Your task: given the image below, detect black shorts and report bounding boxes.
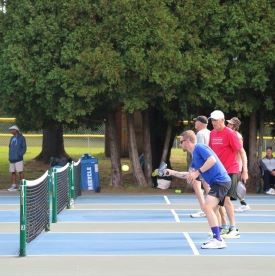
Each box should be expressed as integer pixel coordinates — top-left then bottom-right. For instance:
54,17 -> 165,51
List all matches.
208,181 -> 231,206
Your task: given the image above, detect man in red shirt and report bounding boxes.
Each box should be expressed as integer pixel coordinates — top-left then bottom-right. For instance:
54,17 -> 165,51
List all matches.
209,110 -> 248,238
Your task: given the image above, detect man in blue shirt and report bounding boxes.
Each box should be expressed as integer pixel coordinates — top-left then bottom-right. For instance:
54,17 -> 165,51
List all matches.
8,125 -> 27,191
166,130 -> 231,249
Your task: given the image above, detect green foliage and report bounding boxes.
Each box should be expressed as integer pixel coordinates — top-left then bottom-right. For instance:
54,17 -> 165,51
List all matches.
219,0 -> 275,115
0,0 -> 274,130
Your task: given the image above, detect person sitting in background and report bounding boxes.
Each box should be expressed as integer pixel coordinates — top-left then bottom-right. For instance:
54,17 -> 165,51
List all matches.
8,125 -> 27,191
259,147 -> 275,195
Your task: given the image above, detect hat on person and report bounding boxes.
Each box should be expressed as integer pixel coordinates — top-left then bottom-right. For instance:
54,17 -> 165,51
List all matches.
193,115 -> 208,124
226,117 -> 241,129
9,125 -> 19,131
209,110 -> 225,120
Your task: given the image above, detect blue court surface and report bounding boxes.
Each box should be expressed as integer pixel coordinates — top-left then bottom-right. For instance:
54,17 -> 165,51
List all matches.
1,208 -> 275,223
0,194 -> 275,257
1,194 -> 275,205
1,232 -> 275,256
73,194 -> 275,205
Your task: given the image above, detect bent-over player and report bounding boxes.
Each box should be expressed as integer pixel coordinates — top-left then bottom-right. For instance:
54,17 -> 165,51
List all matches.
166,130 -> 231,249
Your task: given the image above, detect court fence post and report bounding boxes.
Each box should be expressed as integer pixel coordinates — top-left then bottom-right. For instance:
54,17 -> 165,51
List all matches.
19,180 -> 27,256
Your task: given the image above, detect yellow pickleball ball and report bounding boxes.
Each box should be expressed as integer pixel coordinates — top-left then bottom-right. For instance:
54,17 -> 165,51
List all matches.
122,164 -> 129,172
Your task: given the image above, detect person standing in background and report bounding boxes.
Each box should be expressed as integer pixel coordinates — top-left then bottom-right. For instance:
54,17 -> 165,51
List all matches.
190,116 -> 210,218
194,116 -> 210,145
8,125 -> 27,191
226,117 -> 251,212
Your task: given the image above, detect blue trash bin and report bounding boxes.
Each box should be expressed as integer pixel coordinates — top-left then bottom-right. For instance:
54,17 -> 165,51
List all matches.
80,154 -> 100,192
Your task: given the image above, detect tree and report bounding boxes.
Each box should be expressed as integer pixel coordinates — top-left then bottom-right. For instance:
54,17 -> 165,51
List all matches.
0,1 -> 108,161
0,1 -> 71,161
59,0 -> 185,187
218,0 -> 275,187
1,0 -> 274,188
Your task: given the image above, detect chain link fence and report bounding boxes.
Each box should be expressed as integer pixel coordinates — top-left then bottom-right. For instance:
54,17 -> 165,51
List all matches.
0,120 -> 105,150
1,119 -> 274,152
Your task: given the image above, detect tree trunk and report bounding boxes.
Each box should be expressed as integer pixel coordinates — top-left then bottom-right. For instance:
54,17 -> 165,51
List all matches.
161,125 -> 172,162
142,110 -> 153,187
258,111 -> 264,159
149,109 -> 169,168
106,112 -> 122,187
127,113 -> 147,187
35,123 -> 69,163
256,111 -> 265,192
248,112 -> 260,190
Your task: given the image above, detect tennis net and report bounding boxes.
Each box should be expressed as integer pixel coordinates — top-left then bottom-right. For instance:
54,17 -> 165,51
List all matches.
52,163 -> 70,223
19,160 -> 82,256
20,170 -> 50,256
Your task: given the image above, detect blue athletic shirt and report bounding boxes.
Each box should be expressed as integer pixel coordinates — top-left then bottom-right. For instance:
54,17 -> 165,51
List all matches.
191,144 -> 231,186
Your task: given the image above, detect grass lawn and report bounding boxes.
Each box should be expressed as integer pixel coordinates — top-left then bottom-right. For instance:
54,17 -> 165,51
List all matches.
0,146 -> 188,192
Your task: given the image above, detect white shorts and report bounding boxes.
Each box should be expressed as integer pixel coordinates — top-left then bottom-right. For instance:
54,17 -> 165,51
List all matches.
9,161 -> 24,173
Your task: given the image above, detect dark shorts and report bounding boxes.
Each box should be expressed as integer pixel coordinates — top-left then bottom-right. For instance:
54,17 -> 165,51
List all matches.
208,181 -> 231,206
227,174 -> 239,200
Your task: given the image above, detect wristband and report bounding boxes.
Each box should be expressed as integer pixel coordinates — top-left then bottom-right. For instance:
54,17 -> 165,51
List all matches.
198,168 -> 203,174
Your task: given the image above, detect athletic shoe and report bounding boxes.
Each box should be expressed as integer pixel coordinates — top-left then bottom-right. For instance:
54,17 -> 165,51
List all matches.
208,228 -> 228,238
201,238 -> 227,249
235,205 -> 251,212
190,210 -> 206,218
8,184 -> 18,192
222,228 -> 240,239
266,188 -> 275,195
220,228 -> 229,235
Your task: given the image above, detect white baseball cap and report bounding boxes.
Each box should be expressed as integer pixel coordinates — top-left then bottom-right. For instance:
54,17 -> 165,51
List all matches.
209,110 -> 224,120
9,125 -> 19,131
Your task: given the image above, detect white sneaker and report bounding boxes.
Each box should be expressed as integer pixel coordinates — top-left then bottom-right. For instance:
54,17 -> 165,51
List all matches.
266,188 -> 275,195
201,238 -> 227,249
222,228 -> 240,239
235,205 -> 251,212
8,184 -> 18,192
190,210 -> 206,218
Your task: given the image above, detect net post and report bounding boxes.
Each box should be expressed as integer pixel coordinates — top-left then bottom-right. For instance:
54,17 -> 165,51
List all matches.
46,169 -> 51,231
68,162 -> 75,208
19,180 -> 27,257
52,168 -> 57,223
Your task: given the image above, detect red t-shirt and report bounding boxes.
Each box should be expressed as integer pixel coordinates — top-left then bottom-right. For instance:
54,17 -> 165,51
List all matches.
209,126 -> 241,174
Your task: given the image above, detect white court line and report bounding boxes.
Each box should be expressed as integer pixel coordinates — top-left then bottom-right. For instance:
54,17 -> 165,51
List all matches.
171,209 -> 180,223
163,195 -> 171,205
164,195 -> 180,223
183,232 -> 200,256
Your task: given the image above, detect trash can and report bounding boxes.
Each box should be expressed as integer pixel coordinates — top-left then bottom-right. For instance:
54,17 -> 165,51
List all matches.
80,154 -> 100,192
